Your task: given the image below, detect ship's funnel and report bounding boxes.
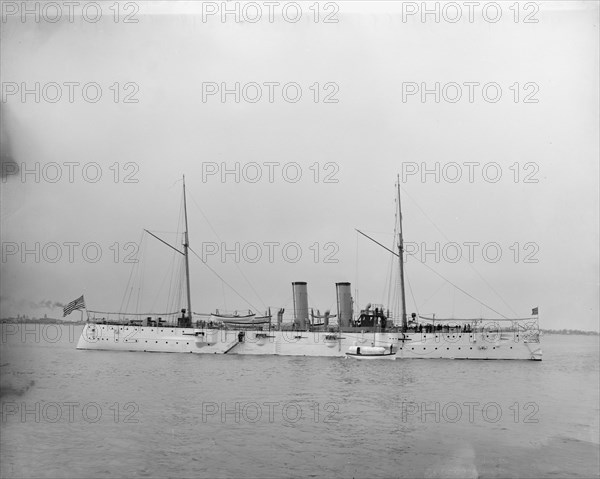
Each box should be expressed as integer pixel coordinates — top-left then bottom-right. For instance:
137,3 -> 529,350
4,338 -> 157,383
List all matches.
336,282 -> 353,328
292,282 -> 309,330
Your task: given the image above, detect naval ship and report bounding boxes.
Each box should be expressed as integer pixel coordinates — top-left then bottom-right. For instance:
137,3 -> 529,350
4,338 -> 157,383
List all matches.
75,177 -> 542,360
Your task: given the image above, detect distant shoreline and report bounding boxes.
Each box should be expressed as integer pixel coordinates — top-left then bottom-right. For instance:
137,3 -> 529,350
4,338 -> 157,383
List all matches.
539,329 -> 599,336
0,318 -> 87,326
0,318 -> 598,335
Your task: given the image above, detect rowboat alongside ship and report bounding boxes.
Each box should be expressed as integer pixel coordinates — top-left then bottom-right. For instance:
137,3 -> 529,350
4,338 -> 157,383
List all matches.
346,345 -> 397,360
75,176 -> 542,360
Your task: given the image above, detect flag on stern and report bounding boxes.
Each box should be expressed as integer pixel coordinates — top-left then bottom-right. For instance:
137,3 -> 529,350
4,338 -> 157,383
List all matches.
532,307 -> 539,316
63,295 -> 86,317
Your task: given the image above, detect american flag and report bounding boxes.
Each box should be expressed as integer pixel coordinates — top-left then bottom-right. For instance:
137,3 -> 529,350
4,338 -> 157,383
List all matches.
63,295 -> 86,317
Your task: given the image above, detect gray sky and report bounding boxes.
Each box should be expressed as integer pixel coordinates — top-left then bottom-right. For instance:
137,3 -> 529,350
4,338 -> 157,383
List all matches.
1,1 -> 598,331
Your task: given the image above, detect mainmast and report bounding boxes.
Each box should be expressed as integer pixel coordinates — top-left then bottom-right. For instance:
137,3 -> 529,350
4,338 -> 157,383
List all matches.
397,175 -> 408,332
182,175 -> 193,324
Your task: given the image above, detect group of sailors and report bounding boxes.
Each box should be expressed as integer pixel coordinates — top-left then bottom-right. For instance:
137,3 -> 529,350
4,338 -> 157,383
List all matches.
413,323 -> 473,333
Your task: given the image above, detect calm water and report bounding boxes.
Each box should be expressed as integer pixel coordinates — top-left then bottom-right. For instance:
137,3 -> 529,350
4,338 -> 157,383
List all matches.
1,325 -> 598,479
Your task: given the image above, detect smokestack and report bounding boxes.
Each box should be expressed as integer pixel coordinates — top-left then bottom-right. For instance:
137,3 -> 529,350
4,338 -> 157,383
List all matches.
336,282 -> 353,328
292,282 -> 309,330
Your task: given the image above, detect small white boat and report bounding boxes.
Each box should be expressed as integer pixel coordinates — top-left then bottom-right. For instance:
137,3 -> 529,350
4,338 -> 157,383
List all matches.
211,308 -> 272,325
218,315 -> 272,326
211,309 -> 255,319
345,345 -> 396,359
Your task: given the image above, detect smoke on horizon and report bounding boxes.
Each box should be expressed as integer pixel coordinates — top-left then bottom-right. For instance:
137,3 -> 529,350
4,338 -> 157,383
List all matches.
0,104 -> 20,179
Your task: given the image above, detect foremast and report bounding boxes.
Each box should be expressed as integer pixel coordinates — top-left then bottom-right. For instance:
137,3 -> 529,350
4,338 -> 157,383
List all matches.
397,175 -> 408,332
182,175 -> 193,326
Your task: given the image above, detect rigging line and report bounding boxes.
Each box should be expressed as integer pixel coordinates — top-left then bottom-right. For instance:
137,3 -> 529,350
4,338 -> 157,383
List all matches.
173,197 -> 186,312
399,185 -> 518,317
355,229 -> 510,319
381,254 -> 391,306
386,209 -> 399,313
151,227 -> 182,313
123,286 -> 133,317
419,280 -> 448,310
88,310 -> 180,316
144,229 -> 184,256
150,246 -> 178,313
123,235 -> 145,314
167,198 -> 185,313
120,229 -> 145,313
175,257 -> 184,313
405,272 -> 420,322
187,192 -> 268,311
170,245 -> 185,314
137,230 -> 151,315
187,246 -> 262,313
167,263 -> 177,313
325,300 -> 336,313
406,254 -> 511,318
135,286 -> 141,315
165,246 -> 176,313
380,207 -> 395,308
279,295 -> 294,310
452,286 -> 456,317
168,177 -> 183,190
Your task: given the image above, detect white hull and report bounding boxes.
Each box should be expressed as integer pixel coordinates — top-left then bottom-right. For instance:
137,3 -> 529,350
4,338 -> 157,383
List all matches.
77,324 -> 542,360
